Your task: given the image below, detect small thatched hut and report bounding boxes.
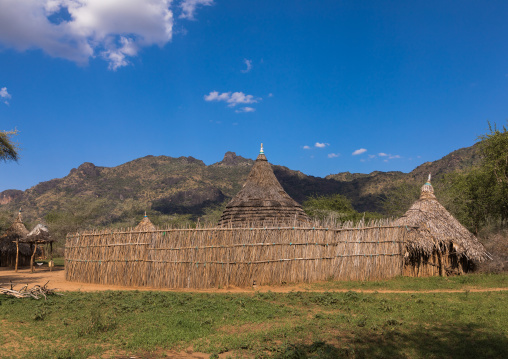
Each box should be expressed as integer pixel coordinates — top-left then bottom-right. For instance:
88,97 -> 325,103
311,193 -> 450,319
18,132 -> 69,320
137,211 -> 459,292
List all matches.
26,223 -> 54,257
394,175 -> 490,276
134,213 -> 157,231
0,211 -> 31,267
218,144 -> 311,227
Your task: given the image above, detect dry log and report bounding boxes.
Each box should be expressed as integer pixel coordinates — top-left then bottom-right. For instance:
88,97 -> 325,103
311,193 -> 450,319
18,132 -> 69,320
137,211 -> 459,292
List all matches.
0,281 -> 62,300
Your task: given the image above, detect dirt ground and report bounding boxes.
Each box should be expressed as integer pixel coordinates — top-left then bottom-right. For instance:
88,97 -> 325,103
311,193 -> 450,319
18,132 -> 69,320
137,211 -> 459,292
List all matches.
1,266 -> 507,294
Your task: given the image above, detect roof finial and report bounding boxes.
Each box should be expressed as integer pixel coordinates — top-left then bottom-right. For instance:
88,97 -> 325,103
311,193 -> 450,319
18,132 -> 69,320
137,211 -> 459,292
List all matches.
420,173 -> 435,198
144,211 -> 147,217
260,143 -> 264,154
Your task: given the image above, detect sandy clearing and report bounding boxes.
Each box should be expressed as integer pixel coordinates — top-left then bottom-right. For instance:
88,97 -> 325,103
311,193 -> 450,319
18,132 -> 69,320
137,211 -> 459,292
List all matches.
1,267 -> 506,294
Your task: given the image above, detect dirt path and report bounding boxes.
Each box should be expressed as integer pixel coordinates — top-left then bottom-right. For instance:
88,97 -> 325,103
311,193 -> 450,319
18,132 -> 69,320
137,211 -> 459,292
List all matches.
1,267 -> 506,294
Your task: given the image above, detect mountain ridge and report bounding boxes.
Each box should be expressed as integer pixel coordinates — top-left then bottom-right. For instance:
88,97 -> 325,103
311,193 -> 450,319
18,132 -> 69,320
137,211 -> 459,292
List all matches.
0,143 -> 481,237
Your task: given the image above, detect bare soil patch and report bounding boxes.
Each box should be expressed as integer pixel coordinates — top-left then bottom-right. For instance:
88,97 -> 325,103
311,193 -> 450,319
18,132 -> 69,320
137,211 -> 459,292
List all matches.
1,267 -> 507,294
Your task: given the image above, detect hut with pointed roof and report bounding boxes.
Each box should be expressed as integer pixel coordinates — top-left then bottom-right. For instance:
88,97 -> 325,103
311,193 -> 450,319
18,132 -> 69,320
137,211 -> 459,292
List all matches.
218,144 -> 311,227
25,223 -> 54,264
134,213 -> 157,232
394,175 -> 490,276
0,211 -> 32,267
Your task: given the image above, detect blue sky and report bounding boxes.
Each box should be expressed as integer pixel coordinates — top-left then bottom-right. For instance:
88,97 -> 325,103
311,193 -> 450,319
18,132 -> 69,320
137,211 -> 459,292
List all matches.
1,0 -> 507,191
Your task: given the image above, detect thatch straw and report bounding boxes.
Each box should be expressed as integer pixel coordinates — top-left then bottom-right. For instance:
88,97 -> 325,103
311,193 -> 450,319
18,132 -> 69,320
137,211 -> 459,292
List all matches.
65,223 -> 407,289
0,211 -> 32,267
134,215 -> 157,232
218,145 -> 310,227
2,211 -> 28,240
393,175 -> 490,267
25,224 -> 52,244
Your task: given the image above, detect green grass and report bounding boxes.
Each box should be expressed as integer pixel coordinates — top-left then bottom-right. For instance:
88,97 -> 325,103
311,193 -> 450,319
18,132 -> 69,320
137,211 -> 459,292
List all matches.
305,272 -> 508,291
1,276 -> 507,358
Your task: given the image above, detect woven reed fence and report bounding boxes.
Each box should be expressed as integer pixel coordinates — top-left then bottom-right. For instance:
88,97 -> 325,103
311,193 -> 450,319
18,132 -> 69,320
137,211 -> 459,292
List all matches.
65,226 -> 408,289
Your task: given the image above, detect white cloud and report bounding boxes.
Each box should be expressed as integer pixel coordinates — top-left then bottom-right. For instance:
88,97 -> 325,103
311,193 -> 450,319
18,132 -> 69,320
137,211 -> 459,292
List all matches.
303,145 -> 311,150
268,93 -> 273,97
235,106 -> 255,113
204,91 -> 229,102
315,142 -> 329,148
0,87 -> 11,105
328,153 -> 340,158
179,0 -> 213,20
241,58 -> 252,73
352,148 -> 367,156
377,152 -> 401,159
0,1 -> 207,70
204,91 -> 260,107
368,154 -> 376,159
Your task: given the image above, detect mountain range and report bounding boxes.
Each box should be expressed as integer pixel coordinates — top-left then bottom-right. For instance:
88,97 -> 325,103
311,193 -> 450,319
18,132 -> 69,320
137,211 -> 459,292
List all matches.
0,143 -> 481,238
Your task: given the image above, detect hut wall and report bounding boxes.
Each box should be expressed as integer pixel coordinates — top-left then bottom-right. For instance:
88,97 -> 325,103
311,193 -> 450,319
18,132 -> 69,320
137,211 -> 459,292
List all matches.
0,253 -> 31,267
65,226 -> 407,289
0,240 -> 33,267
403,246 -> 472,277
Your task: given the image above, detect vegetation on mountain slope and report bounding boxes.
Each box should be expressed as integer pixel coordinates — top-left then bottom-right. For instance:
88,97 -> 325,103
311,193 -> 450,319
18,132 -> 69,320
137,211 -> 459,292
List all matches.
0,124 -> 506,265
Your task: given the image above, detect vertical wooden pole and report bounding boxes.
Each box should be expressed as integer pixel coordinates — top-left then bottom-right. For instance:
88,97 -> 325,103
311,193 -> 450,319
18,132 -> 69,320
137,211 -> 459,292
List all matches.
437,248 -> 445,277
30,243 -> 38,273
15,239 -> 19,272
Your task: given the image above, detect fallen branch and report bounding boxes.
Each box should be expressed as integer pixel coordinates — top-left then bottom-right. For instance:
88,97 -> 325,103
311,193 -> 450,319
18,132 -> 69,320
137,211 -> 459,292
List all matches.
0,281 -> 62,300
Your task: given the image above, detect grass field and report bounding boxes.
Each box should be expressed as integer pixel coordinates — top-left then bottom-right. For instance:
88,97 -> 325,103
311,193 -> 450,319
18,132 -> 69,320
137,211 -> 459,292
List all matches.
0,274 -> 507,359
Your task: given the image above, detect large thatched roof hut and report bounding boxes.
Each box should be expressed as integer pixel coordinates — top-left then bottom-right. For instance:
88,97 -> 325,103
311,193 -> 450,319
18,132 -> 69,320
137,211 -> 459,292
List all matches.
0,211 -> 32,267
218,145 -> 311,227
394,175 -> 490,276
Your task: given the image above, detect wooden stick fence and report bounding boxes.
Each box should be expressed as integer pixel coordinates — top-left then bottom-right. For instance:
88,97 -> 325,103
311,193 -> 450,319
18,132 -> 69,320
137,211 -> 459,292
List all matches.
65,226 -> 408,289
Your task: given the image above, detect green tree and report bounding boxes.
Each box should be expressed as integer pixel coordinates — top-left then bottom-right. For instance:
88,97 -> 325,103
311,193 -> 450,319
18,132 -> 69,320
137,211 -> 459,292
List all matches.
478,122 -> 508,223
479,122 -> 508,185
442,170 -> 495,234
303,193 -> 382,223
0,129 -> 19,162
441,122 -> 508,234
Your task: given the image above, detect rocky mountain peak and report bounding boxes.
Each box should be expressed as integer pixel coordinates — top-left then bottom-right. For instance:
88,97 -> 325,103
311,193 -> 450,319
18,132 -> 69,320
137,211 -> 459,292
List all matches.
212,152 -> 254,167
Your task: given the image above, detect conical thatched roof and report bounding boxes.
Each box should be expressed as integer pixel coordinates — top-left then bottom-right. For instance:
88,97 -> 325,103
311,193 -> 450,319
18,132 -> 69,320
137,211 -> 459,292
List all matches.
134,214 -> 157,232
393,175 -> 489,262
26,224 -> 52,243
2,210 -> 29,240
0,211 -> 32,257
218,145 -> 311,227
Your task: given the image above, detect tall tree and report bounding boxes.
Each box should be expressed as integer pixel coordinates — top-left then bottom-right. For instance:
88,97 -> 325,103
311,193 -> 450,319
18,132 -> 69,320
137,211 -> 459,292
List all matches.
478,122 -> 508,222
478,122 -> 508,186
0,129 -> 19,162
442,122 -> 508,233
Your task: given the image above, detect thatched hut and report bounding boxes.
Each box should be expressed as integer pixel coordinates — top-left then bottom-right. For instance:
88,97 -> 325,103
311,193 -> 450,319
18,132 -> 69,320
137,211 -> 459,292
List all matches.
394,175 -> 490,276
218,144 -> 311,227
134,213 -> 157,231
22,223 -> 54,272
0,211 -> 31,267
